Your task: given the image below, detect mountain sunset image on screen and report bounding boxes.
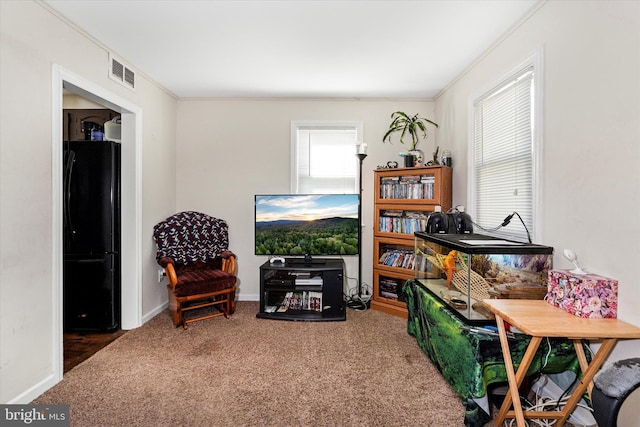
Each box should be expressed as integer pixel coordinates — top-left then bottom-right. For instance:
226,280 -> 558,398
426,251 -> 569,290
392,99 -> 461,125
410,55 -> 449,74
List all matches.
255,194 -> 359,256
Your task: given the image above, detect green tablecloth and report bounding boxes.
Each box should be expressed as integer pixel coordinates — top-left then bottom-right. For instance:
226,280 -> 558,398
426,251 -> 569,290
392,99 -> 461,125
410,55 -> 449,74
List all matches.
404,279 -> 587,427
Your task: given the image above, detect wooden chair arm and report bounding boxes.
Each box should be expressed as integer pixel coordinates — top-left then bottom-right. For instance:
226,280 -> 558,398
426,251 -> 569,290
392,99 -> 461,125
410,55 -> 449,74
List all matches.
221,254 -> 237,276
165,263 -> 178,288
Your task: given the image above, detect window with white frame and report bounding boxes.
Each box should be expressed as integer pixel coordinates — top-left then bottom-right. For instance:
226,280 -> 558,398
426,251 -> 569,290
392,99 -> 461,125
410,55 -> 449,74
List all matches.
471,58 -> 540,243
291,121 -> 363,194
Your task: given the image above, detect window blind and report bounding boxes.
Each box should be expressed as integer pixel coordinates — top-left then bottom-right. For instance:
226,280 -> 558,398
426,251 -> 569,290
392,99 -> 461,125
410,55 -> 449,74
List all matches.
294,125 -> 359,194
473,65 -> 534,242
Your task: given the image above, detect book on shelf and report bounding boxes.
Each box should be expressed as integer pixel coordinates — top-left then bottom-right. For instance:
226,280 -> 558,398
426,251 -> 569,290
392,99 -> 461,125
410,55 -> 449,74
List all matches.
290,292 -> 302,310
275,291 -> 323,313
380,291 -> 398,300
401,252 -> 415,269
276,291 -> 293,312
381,209 -> 403,217
379,278 -> 400,300
378,209 -> 430,234
378,248 -> 415,270
308,291 -> 322,312
380,181 -> 435,200
405,211 -> 429,218
380,176 -> 400,184
400,175 -> 421,183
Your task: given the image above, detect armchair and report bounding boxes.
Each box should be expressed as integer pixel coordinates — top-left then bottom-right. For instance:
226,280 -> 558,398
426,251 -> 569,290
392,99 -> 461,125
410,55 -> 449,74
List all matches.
153,211 -> 237,329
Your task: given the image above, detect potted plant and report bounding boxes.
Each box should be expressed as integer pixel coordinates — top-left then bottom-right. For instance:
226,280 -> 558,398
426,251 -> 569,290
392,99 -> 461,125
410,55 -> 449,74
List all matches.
382,111 -> 438,166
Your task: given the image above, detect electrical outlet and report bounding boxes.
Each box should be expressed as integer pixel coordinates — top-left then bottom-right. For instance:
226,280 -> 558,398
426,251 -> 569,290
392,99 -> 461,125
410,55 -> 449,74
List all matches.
157,269 -> 165,283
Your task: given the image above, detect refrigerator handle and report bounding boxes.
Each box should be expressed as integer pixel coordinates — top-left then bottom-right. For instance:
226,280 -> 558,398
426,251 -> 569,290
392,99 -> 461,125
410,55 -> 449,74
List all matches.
64,150 -> 76,240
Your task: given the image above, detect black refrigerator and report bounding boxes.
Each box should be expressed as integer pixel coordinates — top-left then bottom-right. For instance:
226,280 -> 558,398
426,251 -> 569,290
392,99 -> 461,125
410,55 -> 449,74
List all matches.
63,140 -> 121,331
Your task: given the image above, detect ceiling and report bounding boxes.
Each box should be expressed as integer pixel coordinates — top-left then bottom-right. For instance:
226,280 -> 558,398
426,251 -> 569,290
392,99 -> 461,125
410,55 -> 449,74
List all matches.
45,0 -> 539,99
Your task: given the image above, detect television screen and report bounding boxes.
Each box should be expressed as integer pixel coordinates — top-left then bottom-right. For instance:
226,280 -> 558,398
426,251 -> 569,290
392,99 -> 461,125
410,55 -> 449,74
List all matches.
255,194 -> 360,256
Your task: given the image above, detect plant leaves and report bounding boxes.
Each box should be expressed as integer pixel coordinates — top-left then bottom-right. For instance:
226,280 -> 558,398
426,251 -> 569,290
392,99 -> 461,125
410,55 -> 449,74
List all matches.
383,111 -> 438,147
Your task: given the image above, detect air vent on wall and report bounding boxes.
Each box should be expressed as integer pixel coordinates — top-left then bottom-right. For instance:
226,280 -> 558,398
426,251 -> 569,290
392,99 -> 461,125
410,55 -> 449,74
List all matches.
109,53 -> 136,91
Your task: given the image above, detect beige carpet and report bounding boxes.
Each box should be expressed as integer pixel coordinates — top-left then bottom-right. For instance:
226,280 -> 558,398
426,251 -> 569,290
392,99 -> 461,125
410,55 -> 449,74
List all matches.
35,301 -> 466,426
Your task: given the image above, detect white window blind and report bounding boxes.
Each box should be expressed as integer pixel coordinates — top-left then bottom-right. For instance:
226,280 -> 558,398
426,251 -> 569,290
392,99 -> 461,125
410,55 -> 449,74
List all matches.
473,65 -> 535,242
292,122 -> 362,194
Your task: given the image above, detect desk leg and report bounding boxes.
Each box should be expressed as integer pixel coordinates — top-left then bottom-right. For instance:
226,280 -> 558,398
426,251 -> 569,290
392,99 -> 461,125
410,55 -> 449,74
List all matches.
495,314 -> 543,427
557,338 -> 618,426
573,339 -> 592,397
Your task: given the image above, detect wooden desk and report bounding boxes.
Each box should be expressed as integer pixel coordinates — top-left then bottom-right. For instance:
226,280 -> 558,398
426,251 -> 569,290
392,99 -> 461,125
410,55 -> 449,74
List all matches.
483,299 -> 640,427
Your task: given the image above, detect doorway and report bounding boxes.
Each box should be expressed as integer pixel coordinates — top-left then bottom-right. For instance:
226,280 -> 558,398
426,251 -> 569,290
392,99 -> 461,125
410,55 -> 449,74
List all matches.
52,65 -> 142,381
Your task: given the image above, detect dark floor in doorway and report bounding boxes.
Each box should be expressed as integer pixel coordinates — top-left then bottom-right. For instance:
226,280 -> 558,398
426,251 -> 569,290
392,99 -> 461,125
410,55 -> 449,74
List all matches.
64,329 -> 127,373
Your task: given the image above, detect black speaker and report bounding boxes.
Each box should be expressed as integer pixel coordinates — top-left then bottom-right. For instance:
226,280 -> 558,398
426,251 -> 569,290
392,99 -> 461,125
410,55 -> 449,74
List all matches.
426,211 -> 473,234
448,211 -> 473,234
426,211 -> 449,233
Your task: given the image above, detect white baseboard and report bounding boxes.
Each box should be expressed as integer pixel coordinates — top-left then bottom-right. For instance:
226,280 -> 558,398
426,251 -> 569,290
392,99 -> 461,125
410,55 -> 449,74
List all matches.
141,294 -> 258,326
7,372 -> 60,404
142,301 -> 168,325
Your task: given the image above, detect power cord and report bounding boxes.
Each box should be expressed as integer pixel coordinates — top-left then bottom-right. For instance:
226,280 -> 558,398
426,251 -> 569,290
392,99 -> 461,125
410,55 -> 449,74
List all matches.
345,282 -> 371,311
504,394 -> 594,427
541,337 -> 552,372
470,211 -> 532,243
340,256 -> 371,311
551,342 -> 592,414
553,372 -> 580,412
512,362 -> 594,427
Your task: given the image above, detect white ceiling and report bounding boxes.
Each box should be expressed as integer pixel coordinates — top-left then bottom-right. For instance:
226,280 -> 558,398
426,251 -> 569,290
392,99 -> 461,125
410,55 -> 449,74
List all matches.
45,0 -> 539,99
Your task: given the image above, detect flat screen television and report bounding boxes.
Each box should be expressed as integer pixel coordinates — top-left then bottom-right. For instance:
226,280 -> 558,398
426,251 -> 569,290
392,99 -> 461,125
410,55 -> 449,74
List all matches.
255,194 -> 360,258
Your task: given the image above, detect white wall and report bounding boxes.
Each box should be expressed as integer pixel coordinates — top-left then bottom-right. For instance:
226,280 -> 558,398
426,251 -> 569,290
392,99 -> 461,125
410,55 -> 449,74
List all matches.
176,99 -> 437,300
435,1 -> 640,423
0,1 -> 177,403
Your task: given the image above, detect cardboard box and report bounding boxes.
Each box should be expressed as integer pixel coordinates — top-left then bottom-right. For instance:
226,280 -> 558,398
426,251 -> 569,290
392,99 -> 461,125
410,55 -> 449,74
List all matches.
546,270 -> 618,318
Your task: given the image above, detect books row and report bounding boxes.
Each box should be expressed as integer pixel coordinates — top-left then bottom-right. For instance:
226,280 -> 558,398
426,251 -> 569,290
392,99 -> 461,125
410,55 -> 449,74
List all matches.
379,278 -> 402,300
380,209 -> 429,217
378,249 -> 415,270
275,291 -> 322,312
379,216 -> 429,234
380,182 -> 435,200
380,175 -> 435,184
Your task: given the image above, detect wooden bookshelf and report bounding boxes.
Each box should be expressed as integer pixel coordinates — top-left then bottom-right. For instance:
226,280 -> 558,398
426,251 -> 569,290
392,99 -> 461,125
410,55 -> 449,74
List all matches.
371,166 -> 452,317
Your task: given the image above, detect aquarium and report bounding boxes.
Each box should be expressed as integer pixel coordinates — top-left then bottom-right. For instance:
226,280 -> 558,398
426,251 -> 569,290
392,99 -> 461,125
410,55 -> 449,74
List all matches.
414,232 -> 553,324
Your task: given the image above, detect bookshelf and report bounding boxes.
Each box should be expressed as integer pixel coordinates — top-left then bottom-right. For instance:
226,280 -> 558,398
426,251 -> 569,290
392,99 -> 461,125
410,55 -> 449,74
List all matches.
257,259 -> 346,321
372,166 -> 452,317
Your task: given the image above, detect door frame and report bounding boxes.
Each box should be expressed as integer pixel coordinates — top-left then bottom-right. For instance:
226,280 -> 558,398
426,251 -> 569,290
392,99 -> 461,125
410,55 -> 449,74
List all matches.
52,65 -> 142,380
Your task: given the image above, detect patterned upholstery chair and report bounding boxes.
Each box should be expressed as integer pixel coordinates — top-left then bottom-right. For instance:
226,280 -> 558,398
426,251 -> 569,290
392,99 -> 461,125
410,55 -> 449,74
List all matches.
153,211 -> 237,329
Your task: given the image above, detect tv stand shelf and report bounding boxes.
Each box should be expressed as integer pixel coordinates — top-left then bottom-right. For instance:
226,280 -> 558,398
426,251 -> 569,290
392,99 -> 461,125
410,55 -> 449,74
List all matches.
257,259 -> 346,321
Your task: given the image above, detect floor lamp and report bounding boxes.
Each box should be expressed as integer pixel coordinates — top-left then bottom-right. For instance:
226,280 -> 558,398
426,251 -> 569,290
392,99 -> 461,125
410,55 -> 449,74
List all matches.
349,146 -> 368,310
